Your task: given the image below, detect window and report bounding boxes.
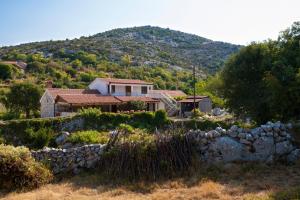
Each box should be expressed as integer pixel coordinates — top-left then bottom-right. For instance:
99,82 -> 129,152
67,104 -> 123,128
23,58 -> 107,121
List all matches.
111,85 -> 115,93
141,86 -> 148,94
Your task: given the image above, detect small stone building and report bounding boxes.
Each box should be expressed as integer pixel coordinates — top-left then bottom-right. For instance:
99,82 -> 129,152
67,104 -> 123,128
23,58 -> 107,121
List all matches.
178,96 -> 212,117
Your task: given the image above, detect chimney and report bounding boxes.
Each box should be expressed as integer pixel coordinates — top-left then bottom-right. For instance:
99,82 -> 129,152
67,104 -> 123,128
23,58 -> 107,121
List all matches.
45,80 -> 53,88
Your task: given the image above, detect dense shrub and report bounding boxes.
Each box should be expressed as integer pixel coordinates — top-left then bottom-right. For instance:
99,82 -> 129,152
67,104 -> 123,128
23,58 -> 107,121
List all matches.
67,130 -> 109,144
191,108 -> 204,119
153,110 -> 169,127
24,127 -> 54,149
0,145 -> 53,191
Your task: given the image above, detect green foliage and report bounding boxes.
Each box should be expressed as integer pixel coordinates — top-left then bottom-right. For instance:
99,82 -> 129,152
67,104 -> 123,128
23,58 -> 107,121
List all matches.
221,22 -> 300,123
0,111 -> 20,120
153,109 -> 169,127
196,74 -> 225,107
0,63 -> 13,80
118,100 -> 146,111
191,108 -> 204,118
4,82 -> 42,118
67,130 -> 109,144
24,128 -> 54,149
0,26 -> 240,90
0,145 -> 53,191
117,123 -> 134,134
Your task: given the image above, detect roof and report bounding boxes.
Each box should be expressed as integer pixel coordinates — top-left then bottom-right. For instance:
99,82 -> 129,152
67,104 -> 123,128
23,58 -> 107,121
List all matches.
96,78 -> 153,85
116,96 -> 159,103
47,88 -> 100,99
178,95 -> 209,103
56,94 -> 121,105
153,90 -> 187,98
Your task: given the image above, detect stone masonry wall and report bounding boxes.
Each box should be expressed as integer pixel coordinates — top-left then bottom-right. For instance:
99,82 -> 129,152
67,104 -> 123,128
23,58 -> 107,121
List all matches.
32,144 -> 106,174
31,121 -> 300,175
187,121 -> 300,164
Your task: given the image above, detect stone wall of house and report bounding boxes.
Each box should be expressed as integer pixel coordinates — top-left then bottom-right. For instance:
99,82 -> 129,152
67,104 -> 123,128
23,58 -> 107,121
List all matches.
31,121 -> 300,174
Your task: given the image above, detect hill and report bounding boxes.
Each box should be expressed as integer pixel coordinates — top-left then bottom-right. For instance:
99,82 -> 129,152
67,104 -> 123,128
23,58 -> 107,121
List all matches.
0,26 -> 240,73
0,26 -> 241,93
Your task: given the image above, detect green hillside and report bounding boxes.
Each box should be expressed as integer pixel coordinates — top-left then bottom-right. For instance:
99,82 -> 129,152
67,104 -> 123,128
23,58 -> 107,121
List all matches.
0,26 -> 241,93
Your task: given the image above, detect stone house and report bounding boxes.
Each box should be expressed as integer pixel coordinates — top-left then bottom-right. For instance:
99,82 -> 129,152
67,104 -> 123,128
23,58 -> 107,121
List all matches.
40,78 -> 189,118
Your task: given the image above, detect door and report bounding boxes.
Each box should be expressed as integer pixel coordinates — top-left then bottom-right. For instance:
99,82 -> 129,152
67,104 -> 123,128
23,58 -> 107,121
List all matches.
125,86 -> 131,96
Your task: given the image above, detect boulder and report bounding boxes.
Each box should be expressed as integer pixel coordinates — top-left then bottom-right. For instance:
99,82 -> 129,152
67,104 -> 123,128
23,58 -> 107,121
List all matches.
275,141 -> 294,155
247,136 -> 275,161
55,131 -> 70,145
287,149 -> 300,164
205,136 -> 244,163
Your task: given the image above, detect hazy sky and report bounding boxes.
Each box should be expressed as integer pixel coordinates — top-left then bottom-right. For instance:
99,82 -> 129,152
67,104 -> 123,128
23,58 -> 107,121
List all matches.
1,0 -> 300,46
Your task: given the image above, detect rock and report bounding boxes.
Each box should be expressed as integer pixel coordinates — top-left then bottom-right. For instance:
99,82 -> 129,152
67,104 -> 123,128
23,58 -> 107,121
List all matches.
275,141 -> 294,155
240,139 -> 251,145
212,107 -> 223,116
205,136 -> 244,163
230,125 -> 239,132
287,149 -> 300,164
227,130 -> 238,138
286,123 -> 293,130
238,132 -> 246,139
249,137 -> 275,161
55,132 -> 70,145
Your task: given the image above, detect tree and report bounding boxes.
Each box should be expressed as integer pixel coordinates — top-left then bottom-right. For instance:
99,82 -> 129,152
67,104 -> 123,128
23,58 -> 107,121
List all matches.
0,63 -> 13,80
5,83 -> 42,118
221,22 -> 300,123
121,54 -> 132,67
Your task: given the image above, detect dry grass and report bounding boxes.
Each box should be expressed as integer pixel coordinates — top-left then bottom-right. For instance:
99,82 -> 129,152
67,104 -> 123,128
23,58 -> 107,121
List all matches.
1,162 -> 300,200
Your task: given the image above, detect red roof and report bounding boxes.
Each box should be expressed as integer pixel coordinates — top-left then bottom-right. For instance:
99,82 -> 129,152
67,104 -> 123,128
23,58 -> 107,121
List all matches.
47,88 -> 100,99
56,94 -> 121,105
116,96 -> 159,103
153,90 -> 187,98
97,78 -> 153,85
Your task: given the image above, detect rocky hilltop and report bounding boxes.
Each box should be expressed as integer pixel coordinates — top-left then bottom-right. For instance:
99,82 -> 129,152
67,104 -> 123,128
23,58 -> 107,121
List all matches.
0,26 -> 241,73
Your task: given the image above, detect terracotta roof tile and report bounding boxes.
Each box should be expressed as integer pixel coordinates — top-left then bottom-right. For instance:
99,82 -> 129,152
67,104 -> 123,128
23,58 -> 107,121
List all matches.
47,88 -> 100,99
56,94 -> 121,105
96,78 -> 153,85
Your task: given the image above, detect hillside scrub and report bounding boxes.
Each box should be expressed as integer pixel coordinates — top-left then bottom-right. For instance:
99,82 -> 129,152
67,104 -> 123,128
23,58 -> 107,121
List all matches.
0,145 -> 53,191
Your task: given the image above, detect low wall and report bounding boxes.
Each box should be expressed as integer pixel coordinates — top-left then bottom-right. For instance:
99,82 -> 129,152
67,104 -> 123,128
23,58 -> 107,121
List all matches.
31,121 -> 300,174
188,121 -> 300,163
32,144 -> 106,174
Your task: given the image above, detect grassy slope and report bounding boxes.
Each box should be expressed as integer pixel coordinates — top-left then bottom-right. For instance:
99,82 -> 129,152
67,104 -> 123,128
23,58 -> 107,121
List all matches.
2,163 -> 300,200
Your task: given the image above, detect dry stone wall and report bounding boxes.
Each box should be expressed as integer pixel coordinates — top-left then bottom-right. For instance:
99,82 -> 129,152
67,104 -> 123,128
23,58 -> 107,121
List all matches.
32,144 -> 106,174
31,121 -> 300,175
187,121 -> 300,164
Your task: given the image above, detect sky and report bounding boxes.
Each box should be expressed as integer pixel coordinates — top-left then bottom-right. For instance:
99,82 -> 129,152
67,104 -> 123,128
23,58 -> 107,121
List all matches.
1,0 -> 300,46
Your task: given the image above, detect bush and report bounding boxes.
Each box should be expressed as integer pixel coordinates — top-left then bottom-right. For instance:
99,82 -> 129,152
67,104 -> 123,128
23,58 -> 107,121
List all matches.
67,130 -> 109,144
154,110 -> 169,127
0,111 -> 20,120
117,123 -> 134,134
0,145 -> 53,191
24,128 -> 54,149
191,108 -> 204,118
